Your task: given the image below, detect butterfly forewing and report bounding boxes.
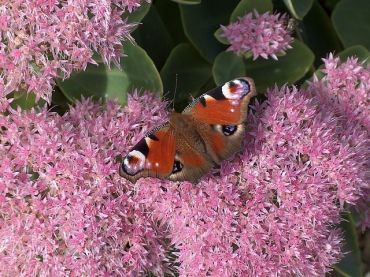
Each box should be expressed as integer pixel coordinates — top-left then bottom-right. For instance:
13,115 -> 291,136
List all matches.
120,124 -> 176,183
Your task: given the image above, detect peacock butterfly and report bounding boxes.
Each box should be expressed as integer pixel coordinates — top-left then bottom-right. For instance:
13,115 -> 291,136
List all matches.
119,77 -> 256,183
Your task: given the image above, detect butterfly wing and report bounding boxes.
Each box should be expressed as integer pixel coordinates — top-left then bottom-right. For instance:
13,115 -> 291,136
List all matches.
120,124 -> 176,183
183,77 -> 256,162
168,129 -> 214,183
120,120 -> 214,183
120,77 -> 256,184
183,77 -> 256,125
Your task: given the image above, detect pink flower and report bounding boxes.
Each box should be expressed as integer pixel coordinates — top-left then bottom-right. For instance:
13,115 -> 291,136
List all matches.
221,11 -> 293,60
0,0 -> 149,104
0,57 -> 368,275
0,92 -> 170,276
309,54 -> 370,229
135,84 -> 367,276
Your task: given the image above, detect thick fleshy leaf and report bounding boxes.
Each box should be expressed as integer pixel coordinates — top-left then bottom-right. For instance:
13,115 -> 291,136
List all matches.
58,64 -> 129,105
332,0 -> 370,50
155,0 -> 188,45
283,0 -> 313,19
160,43 -> 212,110
214,28 -> 229,45
50,87 -> 72,114
334,212 -> 362,277
123,2 -> 151,31
10,92 -> 38,110
59,43 -> 162,105
337,45 -> 370,64
213,51 -> 246,85
121,42 -> 163,94
300,0 -> 342,67
230,0 -> 273,22
180,0 -> 239,63
171,0 -> 201,4
133,4 -> 174,69
244,40 -> 314,92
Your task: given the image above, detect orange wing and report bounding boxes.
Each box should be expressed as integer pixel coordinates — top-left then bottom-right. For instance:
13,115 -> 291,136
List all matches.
183,77 -> 256,125
120,124 -> 176,183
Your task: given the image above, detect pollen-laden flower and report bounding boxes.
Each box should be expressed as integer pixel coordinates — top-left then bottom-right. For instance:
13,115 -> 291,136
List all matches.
0,0 -> 149,104
221,11 -> 293,60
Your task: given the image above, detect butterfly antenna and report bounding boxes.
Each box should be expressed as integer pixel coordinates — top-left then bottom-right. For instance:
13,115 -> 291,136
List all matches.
172,73 -> 178,111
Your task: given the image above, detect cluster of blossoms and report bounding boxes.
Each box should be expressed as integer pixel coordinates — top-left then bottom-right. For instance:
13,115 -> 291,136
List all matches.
0,55 -> 368,275
221,11 -> 293,60
0,93 -> 170,275
309,54 -> 370,229
0,0 -> 149,103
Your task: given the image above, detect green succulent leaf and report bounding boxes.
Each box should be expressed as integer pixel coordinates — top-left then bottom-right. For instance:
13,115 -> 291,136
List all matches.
230,0 -> 273,22
160,43 -> 212,110
133,4 -> 175,70
334,212 -> 362,277
180,0 -> 239,63
332,0 -> 370,50
10,91 -> 38,110
58,43 -> 162,105
121,42 -> 163,94
171,0 -> 201,4
283,0 -> 314,20
244,40 -> 314,92
337,45 -> 370,64
214,28 -> 229,45
300,0 -> 342,67
124,2 -> 151,31
213,51 -> 246,85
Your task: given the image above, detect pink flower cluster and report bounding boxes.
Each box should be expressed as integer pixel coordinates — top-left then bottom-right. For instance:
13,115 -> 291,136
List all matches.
0,0 -> 148,103
0,93 -> 170,276
222,11 -> 293,60
0,57 -> 369,275
310,54 -> 370,229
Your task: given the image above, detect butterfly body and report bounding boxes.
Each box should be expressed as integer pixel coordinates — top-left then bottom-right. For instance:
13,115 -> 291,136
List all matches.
120,77 -> 256,183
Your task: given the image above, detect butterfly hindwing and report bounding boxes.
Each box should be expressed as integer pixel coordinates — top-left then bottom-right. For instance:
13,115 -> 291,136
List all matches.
183,77 -> 256,162
196,122 -> 247,163
168,131 -> 214,183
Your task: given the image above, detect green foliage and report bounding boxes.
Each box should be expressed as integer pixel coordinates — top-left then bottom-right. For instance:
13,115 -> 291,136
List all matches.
160,43 -> 212,110
283,0 -> 313,19
334,212 -> 363,277
46,2 -> 368,275
124,2 -> 151,31
58,42 -> 162,105
213,52 -> 245,85
230,0 -> 273,21
243,40 -> 314,91
179,0 -> 239,63
332,0 -> 370,49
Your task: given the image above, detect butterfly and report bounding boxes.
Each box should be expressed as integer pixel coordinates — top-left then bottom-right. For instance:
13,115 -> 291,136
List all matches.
119,77 -> 256,183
